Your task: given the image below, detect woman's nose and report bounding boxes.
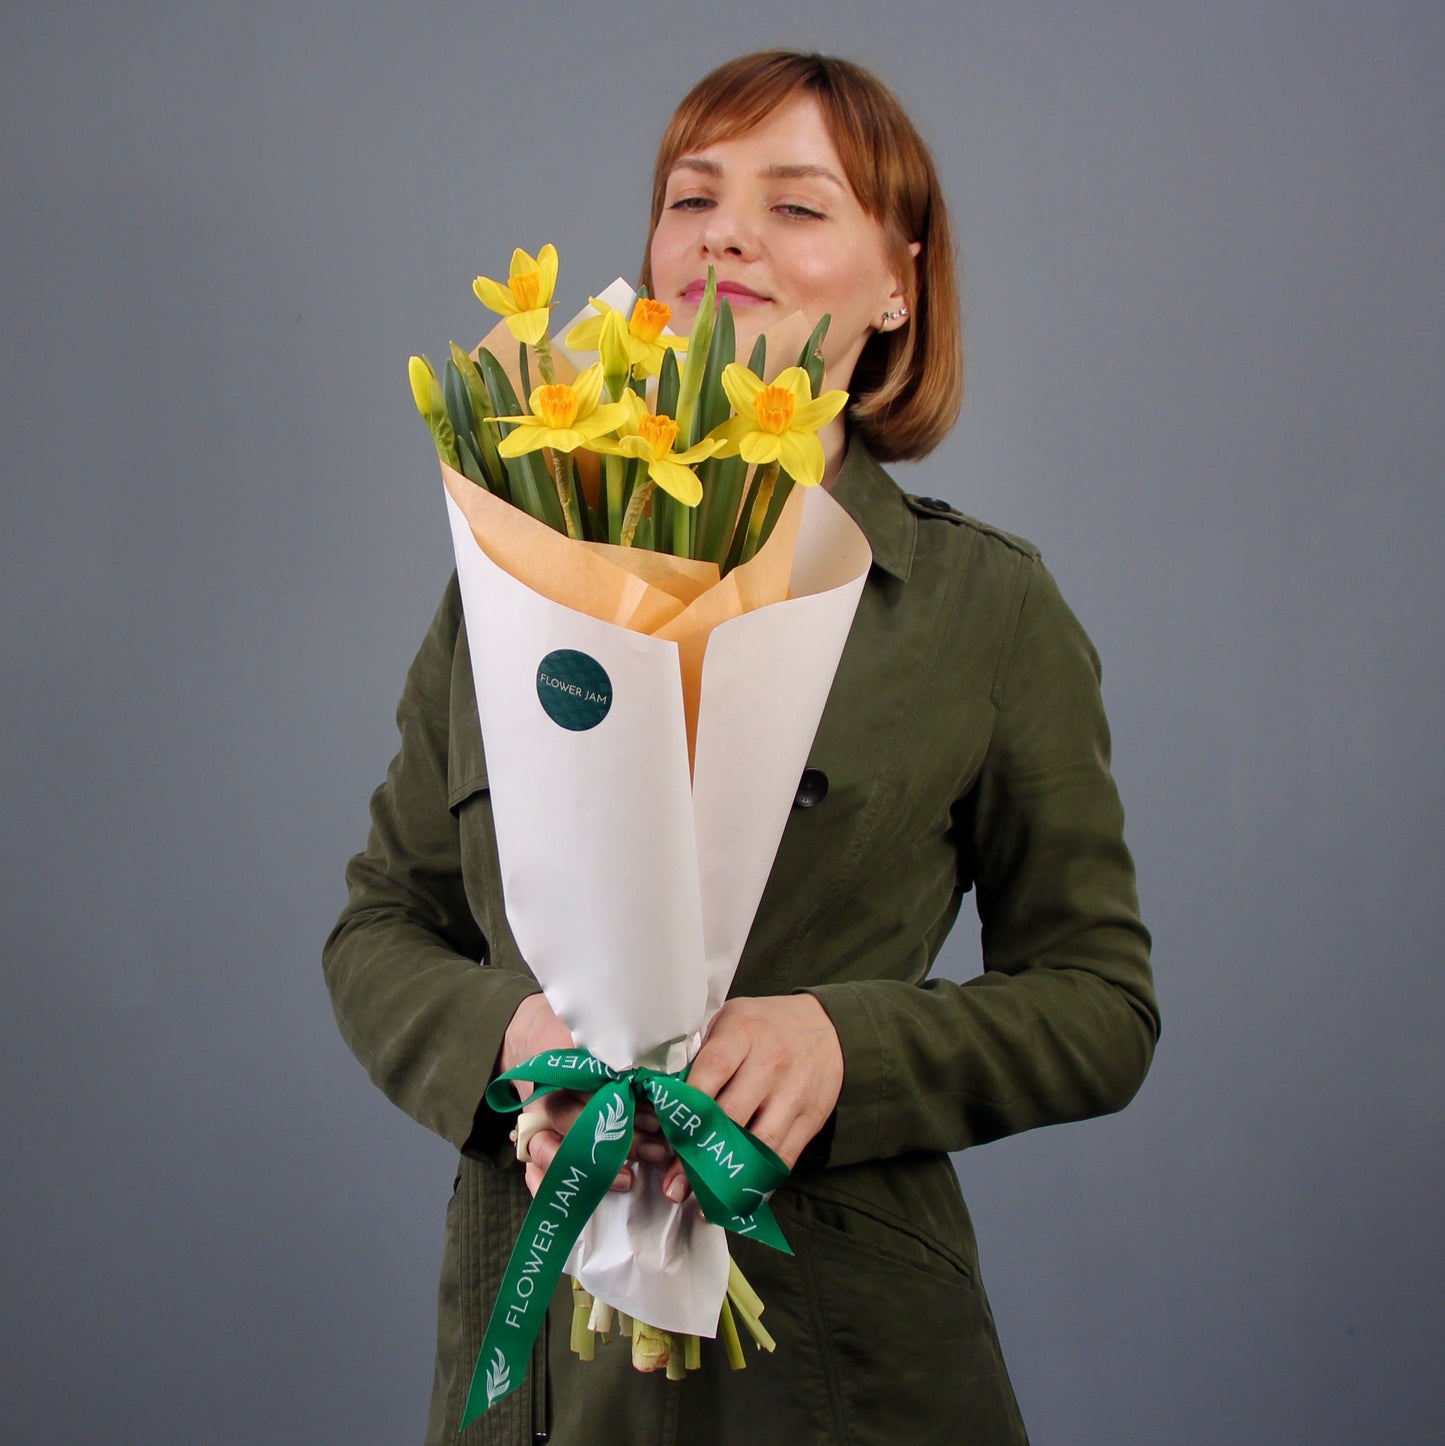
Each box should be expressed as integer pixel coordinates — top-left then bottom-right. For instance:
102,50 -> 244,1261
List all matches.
700,203 -> 758,260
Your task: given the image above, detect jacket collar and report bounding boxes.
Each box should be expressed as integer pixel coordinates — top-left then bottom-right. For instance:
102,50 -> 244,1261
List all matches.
827,442 -> 916,581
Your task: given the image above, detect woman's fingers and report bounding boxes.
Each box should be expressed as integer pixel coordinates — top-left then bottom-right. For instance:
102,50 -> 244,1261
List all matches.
660,994 -> 844,1204
517,1089 -> 641,1197
510,995 -> 842,1204
524,1122 -> 634,1195
499,995 -> 576,1101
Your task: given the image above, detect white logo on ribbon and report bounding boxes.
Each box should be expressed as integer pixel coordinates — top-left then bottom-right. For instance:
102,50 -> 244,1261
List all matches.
592,1095 -> 628,1162
485,1347 -> 510,1407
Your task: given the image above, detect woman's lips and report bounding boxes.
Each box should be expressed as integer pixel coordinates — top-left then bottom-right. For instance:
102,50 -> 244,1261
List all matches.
680,279 -> 771,307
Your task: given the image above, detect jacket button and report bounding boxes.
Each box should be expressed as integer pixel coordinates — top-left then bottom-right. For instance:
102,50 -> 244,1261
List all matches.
794,767 -> 829,808
916,496 -> 952,513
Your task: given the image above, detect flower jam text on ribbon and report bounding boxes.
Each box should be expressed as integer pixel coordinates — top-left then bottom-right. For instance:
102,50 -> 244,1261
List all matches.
460,1049 -> 791,1427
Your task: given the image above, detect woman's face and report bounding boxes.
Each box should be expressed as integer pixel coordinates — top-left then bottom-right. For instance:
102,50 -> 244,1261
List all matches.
649,94 -> 911,394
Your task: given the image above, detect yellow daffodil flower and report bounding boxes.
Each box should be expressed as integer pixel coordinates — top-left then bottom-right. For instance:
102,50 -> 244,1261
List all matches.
408,355 -> 445,422
565,296 -> 687,378
407,354 -> 458,467
590,395 -> 720,506
709,365 -> 848,488
473,244 -> 559,346
493,363 -> 630,457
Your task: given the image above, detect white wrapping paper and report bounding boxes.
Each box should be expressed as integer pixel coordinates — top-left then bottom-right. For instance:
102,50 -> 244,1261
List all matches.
445,466 -> 870,1335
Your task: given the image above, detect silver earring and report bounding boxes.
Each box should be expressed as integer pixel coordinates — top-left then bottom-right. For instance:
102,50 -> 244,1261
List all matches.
881,304 -> 910,326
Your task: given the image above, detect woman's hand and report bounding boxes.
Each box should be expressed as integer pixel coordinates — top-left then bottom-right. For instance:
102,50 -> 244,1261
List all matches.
498,995 -> 671,1196
660,995 -> 843,1205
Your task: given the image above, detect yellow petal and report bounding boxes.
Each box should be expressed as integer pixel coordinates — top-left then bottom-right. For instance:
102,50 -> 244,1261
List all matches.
648,458 -> 703,506
497,426 -> 554,457
721,363 -> 765,416
536,244 -> 559,303
778,428 -> 826,487
791,389 -> 849,432
474,275 -> 518,315
573,401 -> 632,440
588,434 -> 654,461
598,309 -> 632,379
769,367 -> 814,406
739,431 -> 783,467
671,436 -> 722,465
508,247 -> 536,281
408,355 -> 441,419
506,308 -> 551,346
570,363 -> 606,416
619,389 -> 648,428
703,417 -> 749,455
564,314 -> 604,351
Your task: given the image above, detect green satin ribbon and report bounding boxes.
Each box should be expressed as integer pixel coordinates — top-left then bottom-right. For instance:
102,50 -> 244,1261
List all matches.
460,1048 -> 791,1426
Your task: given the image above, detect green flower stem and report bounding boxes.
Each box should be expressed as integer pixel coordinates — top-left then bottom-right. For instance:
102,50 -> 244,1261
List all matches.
532,331 -> 559,386
672,495 -> 693,558
546,447 -> 582,540
570,1281 -> 596,1361
632,1321 -> 669,1373
718,1296 -> 747,1371
666,1339 -> 688,1381
620,478 -> 654,549
604,454 -> 626,544
737,460 -> 781,566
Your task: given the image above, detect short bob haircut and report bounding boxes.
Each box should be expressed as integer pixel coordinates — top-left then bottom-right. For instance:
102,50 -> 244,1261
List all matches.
641,51 -> 963,464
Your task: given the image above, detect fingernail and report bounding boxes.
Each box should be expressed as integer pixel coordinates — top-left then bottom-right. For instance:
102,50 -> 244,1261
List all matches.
665,1177 -> 688,1204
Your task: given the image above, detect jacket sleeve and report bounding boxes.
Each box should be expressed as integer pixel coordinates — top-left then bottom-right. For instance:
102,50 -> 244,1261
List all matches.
804,556 -> 1159,1166
322,575 -> 541,1154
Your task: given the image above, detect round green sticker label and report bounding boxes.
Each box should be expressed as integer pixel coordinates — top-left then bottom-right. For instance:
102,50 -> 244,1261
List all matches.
536,650 -> 613,731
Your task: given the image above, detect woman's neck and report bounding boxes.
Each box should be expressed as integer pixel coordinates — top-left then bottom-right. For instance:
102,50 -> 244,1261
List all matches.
821,415 -> 847,490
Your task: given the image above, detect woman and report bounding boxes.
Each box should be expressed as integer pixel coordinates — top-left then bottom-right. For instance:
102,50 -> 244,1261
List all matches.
325,50 -> 1157,1446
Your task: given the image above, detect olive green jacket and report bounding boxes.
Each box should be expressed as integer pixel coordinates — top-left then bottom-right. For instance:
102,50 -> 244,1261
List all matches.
324,445 -> 1158,1444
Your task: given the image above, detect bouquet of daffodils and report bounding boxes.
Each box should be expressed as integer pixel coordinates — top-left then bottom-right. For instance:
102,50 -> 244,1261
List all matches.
408,247 -> 871,1426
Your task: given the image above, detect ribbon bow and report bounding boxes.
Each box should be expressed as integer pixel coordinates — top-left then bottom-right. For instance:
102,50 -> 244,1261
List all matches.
462,1048 -> 791,1424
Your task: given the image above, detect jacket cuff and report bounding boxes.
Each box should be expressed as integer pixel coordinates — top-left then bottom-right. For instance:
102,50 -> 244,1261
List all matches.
450,971 -> 543,1160
795,981 -> 885,1167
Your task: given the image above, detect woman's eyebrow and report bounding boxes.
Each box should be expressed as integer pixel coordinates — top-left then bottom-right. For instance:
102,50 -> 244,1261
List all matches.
668,158 -> 845,188
670,156 -> 722,177
760,163 -> 845,187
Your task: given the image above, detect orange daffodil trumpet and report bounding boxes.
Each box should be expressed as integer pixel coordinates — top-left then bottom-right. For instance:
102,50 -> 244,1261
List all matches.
711,365 -> 848,489
413,247 -> 849,562
592,395 -> 720,507
566,296 -> 688,379
493,363 -> 631,457
473,244 -> 559,346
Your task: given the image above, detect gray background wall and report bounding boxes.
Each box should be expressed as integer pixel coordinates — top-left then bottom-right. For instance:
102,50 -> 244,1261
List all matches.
4,3 -> 1441,1441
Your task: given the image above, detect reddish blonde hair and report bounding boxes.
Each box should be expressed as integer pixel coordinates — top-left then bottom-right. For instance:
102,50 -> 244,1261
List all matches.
641,51 -> 963,462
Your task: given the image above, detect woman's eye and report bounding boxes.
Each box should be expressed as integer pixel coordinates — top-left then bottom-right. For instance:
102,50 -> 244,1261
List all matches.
668,195 -> 714,211
777,203 -> 825,220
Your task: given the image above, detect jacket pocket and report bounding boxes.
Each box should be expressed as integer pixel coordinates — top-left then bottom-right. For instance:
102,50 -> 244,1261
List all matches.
774,1164 -> 1028,1445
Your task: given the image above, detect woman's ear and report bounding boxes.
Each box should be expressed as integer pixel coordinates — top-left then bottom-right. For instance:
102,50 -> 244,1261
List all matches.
880,240 -> 923,331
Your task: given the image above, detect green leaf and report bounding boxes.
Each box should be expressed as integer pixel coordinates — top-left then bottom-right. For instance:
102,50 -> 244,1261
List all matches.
723,464 -> 763,574
443,359 -> 475,444
656,345 -> 680,420
454,428 -> 489,489
477,347 -> 565,532
675,267 -> 715,444
746,332 -> 767,376
695,452 -> 747,567
518,340 -> 533,404
697,298 -> 734,437
450,343 -> 505,491
797,314 -> 831,395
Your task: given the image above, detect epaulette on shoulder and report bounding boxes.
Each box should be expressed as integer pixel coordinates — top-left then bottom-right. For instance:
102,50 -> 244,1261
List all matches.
903,494 -> 1040,560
